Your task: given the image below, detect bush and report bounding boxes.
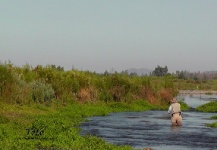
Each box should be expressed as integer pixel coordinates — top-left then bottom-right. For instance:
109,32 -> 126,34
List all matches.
11,78 -> 32,104
0,64 -> 15,102
30,80 -> 54,103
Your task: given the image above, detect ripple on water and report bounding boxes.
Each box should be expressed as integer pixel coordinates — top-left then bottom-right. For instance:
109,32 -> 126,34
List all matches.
80,94 -> 217,149
80,110 -> 217,150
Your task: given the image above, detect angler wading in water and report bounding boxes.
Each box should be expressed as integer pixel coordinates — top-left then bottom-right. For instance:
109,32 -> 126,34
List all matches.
168,97 -> 182,126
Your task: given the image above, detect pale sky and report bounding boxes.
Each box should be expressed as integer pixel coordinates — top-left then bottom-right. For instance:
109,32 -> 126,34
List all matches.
1,0 -> 217,73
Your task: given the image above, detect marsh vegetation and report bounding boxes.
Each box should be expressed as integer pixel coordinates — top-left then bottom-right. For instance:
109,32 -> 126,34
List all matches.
0,63 -> 216,149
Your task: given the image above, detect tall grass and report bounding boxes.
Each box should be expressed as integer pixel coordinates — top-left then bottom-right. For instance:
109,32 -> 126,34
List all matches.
0,63 -> 179,105
0,100 -> 165,149
1,62 -> 217,149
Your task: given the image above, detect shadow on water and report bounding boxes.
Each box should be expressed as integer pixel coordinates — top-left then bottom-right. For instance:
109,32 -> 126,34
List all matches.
80,94 -> 217,150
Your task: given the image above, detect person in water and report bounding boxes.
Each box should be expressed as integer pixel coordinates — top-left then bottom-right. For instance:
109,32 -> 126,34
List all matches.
168,97 -> 182,126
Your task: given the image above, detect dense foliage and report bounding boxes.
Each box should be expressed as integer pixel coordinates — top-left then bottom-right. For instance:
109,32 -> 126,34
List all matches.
0,100 -> 167,150
1,63 -> 217,105
151,65 -> 168,76
0,63 -> 181,105
1,62 -> 217,149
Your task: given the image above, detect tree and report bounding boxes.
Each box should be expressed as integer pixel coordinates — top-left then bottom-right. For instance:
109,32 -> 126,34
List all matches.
152,65 -> 168,76
177,71 -> 187,79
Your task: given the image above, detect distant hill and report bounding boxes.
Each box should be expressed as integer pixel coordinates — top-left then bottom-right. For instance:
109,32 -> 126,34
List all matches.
126,68 -> 153,76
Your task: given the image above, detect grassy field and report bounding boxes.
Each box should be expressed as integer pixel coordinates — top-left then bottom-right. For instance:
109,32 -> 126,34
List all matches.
0,98 -> 213,149
0,100 -> 170,150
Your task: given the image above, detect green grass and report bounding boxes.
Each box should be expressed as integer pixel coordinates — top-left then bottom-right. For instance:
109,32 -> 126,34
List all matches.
195,102 -> 217,128
207,122 -> 217,128
211,116 -> 217,120
179,101 -> 190,111
0,99 -> 194,149
195,101 -> 217,112
206,115 -> 217,128
1,100 -> 165,150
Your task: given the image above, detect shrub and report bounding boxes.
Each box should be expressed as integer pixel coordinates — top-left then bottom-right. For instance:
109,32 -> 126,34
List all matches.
30,80 -> 54,103
0,64 -> 15,102
11,78 -> 32,104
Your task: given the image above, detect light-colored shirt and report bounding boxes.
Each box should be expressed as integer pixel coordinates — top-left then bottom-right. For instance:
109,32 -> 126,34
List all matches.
168,105 -> 172,114
168,103 -> 181,115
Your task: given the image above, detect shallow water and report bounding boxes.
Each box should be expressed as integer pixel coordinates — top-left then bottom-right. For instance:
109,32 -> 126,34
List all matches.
80,94 -> 217,150
178,93 -> 217,108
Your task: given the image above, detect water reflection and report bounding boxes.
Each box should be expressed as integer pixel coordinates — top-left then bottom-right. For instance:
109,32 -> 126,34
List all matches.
170,126 -> 181,133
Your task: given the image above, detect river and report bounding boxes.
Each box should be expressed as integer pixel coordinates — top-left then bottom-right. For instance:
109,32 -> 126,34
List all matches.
80,94 -> 217,150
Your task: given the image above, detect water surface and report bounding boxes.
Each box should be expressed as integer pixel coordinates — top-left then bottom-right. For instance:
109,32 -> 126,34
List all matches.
80,94 -> 217,150
178,93 -> 217,108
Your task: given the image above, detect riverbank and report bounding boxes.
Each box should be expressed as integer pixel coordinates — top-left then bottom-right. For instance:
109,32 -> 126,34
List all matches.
179,90 -> 217,94
0,100 -> 167,150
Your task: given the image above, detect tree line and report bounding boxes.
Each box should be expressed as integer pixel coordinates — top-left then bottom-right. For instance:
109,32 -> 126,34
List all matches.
1,62 -> 217,106
122,65 -> 217,81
